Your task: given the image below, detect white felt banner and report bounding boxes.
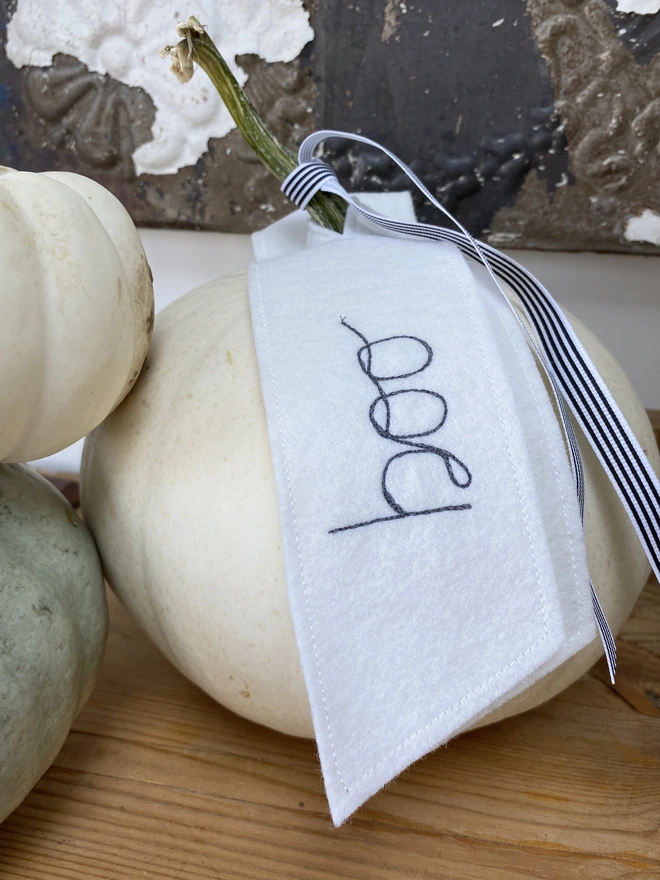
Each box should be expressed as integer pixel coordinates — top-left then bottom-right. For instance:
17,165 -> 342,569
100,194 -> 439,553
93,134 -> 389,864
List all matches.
248,220 -> 594,824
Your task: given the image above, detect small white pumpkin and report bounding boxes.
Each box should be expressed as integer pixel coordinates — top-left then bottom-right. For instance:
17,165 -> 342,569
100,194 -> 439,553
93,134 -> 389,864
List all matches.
82,271 -> 659,738
0,167 -> 154,463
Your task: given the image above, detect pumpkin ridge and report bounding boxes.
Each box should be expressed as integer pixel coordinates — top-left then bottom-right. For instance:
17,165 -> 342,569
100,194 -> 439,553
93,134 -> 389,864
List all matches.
0,174 -> 48,463
1,172 -> 132,460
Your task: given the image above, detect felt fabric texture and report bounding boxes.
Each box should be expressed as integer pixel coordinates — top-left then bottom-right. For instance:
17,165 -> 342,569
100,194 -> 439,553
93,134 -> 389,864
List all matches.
248,218 -> 593,825
455,264 -> 596,729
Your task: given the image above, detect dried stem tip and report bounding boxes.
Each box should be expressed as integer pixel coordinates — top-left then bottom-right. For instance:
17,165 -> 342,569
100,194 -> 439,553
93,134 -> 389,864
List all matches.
161,15 -> 346,233
161,17 -> 205,83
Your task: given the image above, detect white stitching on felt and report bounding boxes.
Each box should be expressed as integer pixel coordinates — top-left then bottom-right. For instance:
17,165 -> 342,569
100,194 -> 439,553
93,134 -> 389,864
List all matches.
254,263 -> 348,790
492,288 -> 587,643
451,244 -> 549,639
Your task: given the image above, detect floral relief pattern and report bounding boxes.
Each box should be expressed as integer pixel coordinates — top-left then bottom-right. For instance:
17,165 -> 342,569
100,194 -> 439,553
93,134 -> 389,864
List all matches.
535,0 -> 660,195
489,0 -> 660,252
23,55 -> 155,177
6,0 -> 313,175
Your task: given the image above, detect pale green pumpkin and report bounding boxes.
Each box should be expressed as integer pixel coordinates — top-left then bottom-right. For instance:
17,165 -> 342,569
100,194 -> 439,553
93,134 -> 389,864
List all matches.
0,465 -> 107,823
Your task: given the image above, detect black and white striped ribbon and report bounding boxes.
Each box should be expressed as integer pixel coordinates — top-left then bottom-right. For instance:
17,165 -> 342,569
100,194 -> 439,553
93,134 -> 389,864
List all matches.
282,130 -> 660,683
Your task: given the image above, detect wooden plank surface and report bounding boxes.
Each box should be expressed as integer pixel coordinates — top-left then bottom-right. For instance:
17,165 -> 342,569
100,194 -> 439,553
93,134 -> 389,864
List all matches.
2,470 -> 660,878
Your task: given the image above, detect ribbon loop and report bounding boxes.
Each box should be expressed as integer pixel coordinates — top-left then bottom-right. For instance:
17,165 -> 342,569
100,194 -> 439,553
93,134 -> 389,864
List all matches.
283,159 -> 343,209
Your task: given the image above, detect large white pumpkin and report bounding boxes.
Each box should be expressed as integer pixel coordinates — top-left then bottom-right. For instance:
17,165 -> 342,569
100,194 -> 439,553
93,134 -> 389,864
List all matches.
0,167 -> 154,463
82,271 -> 659,738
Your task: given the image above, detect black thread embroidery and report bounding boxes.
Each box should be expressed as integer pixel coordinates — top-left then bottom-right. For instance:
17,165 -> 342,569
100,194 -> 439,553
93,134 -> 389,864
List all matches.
330,319 -> 472,534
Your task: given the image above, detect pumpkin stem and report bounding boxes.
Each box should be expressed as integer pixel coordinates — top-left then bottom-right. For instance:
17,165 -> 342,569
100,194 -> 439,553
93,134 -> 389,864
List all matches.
162,17 -> 347,234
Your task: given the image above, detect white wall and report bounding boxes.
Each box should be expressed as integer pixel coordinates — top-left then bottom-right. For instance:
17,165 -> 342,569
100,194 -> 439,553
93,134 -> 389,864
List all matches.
509,249 -> 660,411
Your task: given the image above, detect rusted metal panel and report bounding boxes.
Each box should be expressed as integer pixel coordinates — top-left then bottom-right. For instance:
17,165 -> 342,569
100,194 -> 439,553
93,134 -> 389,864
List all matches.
0,3 -> 315,233
1,0 -> 658,252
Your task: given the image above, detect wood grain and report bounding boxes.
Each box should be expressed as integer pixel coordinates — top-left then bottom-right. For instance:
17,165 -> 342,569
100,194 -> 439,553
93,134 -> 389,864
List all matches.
648,409 -> 660,451
2,468 -> 660,878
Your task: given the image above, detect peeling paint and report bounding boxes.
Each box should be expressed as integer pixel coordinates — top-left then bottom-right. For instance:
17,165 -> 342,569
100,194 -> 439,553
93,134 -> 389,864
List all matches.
616,0 -> 660,13
5,0 -> 313,175
624,209 -> 660,244
381,0 -> 402,42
